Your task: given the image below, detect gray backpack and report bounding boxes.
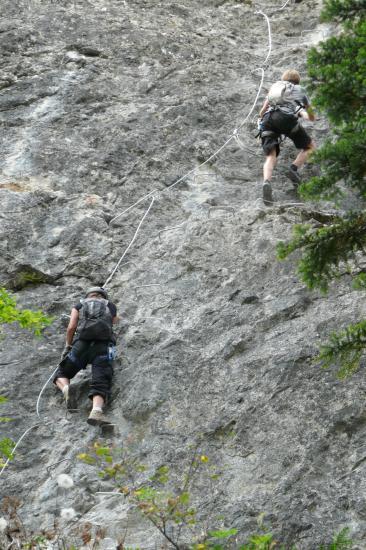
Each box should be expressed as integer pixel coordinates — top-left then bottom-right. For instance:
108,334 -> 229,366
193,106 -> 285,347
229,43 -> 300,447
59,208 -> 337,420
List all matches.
268,80 -> 295,107
78,298 -> 113,341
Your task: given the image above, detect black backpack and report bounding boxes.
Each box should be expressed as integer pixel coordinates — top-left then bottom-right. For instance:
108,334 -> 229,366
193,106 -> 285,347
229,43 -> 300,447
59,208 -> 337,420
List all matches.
78,298 -> 113,341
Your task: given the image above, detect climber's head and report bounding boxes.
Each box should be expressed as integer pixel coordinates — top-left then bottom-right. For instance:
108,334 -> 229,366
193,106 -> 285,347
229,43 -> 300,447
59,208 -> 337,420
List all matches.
281,69 -> 301,85
85,286 -> 108,300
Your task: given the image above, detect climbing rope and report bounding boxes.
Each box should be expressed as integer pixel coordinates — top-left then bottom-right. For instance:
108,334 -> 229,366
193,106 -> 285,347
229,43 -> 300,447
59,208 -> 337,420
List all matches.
23,196 -> 155,424
109,56 -> 268,224
2,0 -> 303,497
0,422 -> 51,478
255,11 -> 272,65
108,5 -> 274,226
36,366 -> 60,419
110,66 -> 265,224
104,196 -> 155,288
32,0 -> 291,429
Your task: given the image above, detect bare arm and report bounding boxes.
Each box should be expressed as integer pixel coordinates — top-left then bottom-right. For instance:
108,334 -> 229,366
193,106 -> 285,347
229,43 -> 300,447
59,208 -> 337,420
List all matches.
112,316 -> 119,325
259,99 -> 270,119
305,104 -> 315,121
66,308 -> 79,345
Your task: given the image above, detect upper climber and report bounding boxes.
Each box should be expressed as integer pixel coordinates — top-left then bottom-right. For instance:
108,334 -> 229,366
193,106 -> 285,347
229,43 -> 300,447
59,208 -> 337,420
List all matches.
53,286 -> 118,427
258,69 -> 316,205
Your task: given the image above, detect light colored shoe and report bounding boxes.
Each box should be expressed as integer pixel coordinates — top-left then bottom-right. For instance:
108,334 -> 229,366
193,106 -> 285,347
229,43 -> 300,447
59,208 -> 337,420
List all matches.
87,409 -> 110,426
262,180 -> 273,205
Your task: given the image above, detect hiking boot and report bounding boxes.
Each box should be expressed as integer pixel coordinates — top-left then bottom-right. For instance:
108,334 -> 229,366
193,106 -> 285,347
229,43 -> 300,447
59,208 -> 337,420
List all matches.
287,166 -> 301,186
87,409 -> 111,427
262,180 -> 273,205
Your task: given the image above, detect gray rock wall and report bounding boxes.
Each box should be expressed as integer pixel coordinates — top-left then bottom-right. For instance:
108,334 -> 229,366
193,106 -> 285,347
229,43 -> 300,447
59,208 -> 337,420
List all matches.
1,0 -> 365,548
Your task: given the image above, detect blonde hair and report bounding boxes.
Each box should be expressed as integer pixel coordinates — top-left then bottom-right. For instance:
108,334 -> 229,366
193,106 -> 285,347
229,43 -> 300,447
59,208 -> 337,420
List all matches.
281,69 -> 301,84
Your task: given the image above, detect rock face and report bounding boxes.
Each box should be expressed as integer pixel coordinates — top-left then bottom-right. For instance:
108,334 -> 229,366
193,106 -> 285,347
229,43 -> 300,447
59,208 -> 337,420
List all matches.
1,0 -> 365,548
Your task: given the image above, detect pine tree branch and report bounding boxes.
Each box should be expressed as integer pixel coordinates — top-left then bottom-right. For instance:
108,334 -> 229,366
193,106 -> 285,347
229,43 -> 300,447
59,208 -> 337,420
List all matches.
278,213 -> 366,292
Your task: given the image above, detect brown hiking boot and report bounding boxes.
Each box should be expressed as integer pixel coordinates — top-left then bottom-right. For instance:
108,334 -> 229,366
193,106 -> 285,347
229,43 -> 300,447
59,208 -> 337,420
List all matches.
87,409 -> 110,427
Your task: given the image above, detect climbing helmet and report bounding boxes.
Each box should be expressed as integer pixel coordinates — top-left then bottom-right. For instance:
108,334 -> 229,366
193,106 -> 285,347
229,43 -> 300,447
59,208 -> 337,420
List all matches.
85,286 -> 108,300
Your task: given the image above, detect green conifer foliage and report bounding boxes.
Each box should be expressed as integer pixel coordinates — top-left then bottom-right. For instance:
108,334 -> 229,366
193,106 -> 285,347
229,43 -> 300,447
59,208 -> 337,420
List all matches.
277,0 -> 366,375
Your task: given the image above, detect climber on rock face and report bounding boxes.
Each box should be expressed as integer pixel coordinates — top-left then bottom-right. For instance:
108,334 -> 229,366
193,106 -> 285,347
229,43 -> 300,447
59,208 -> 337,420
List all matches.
258,69 -> 316,205
53,286 -> 118,427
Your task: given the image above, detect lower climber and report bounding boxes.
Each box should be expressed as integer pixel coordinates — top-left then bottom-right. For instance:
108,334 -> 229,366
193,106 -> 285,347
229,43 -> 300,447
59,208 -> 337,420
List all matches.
54,286 -> 118,426
258,69 -> 316,205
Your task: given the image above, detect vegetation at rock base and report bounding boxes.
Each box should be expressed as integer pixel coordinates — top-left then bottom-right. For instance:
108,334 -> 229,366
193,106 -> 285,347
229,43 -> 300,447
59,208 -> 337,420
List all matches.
277,0 -> 366,377
75,443 -> 354,550
0,397 -> 14,468
0,288 -> 53,467
0,442 -> 354,548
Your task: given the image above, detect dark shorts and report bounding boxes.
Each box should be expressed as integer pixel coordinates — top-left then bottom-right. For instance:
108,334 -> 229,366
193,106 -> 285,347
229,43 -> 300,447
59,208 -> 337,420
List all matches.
53,339 -> 114,401
261,110 -> 312,156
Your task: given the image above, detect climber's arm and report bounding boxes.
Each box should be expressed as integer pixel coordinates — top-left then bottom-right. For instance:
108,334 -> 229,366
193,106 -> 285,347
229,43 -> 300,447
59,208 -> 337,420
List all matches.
66,308 -> 79,345
259,99 -> 270,119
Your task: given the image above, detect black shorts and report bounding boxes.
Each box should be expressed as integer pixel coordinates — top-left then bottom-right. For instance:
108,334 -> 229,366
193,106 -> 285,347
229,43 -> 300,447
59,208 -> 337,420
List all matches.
261,110 -> 312,156
53,339 -> 114,401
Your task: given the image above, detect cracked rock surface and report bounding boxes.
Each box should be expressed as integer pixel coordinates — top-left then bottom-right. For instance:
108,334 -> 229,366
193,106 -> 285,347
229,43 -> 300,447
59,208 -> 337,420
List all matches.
1,0 -> 365,548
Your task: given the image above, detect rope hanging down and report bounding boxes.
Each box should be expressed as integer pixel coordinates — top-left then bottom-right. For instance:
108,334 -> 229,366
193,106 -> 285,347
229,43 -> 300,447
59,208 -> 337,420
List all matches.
0,423 -> 50,478
3,0 -> 294,482
36,367 -> 60,419
104,196 -> 155,288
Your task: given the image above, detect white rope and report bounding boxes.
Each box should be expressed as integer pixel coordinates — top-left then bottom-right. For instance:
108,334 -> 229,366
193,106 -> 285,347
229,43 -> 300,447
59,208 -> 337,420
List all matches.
109,65 -> 264,215
255,11 -> 272,65
0,423 -> 43,478
34,198 -> 155,424
277,0 -> 292,11
109,190 -> 156,225
237,68 -> 266,130
104,196 -> 155,288
36,366 -> 60,419
168,134 -> 236,192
